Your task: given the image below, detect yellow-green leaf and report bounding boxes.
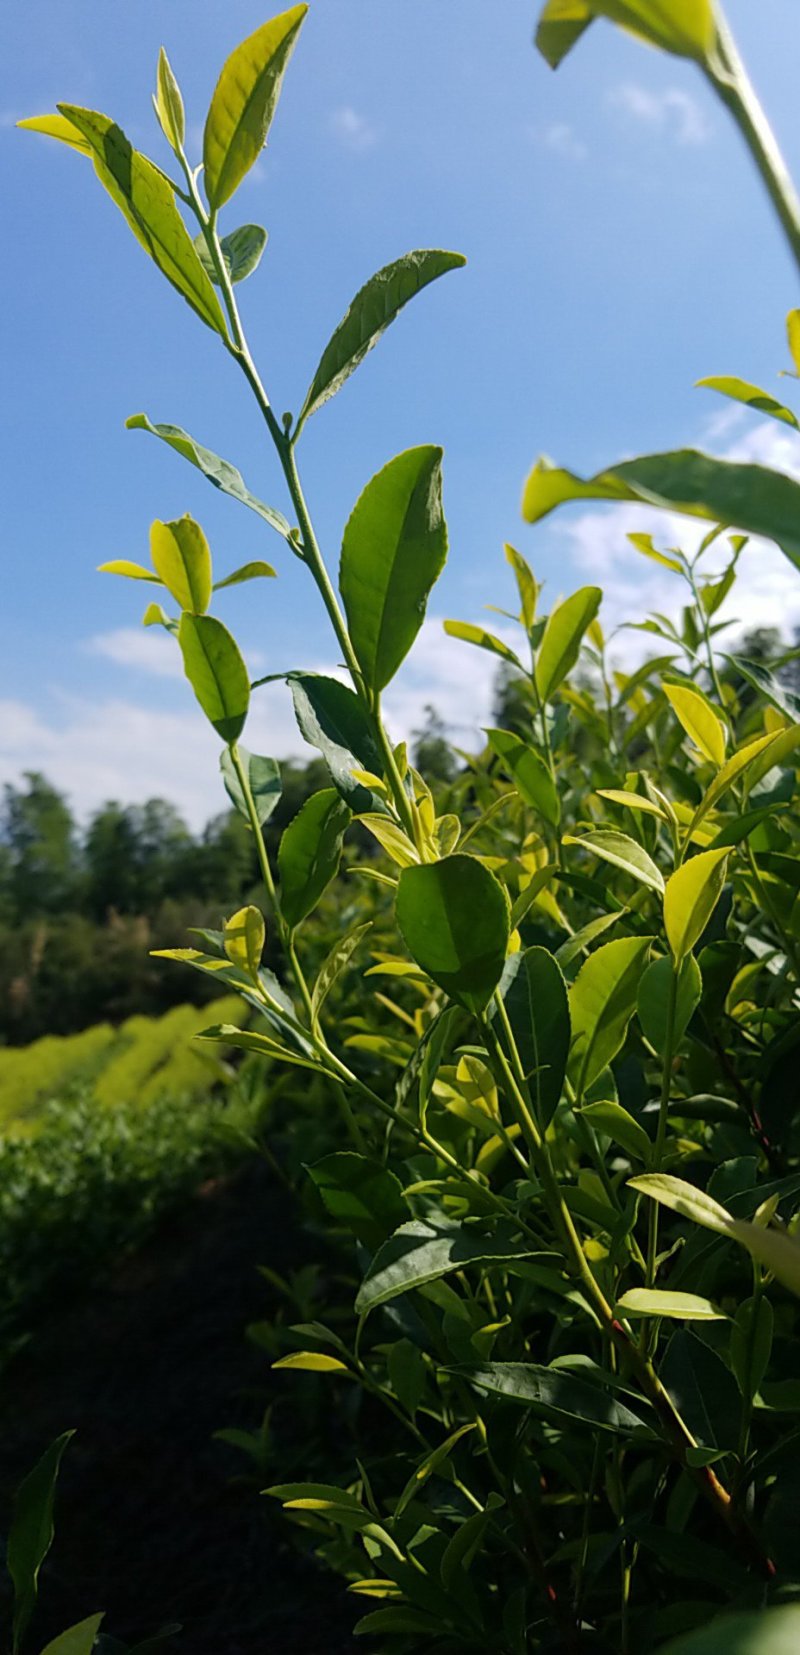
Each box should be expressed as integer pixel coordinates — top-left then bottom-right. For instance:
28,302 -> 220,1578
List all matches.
97,560 -> 161,584
663,848 -> 730,963
663,683 -> 726,768
628,1173 -> 733,1235
155,47 -> 185,153
589,0 -> 716,62
535,586 -> 601,703
563,829 -> 664,894
56,105 -> 228,337
787,309 -> 800,376
223,905 -> 265,979
569,935 -> 653,1094
697,376 -> 799,431
444,621 -> 523,671
616,1288 -> 724,1321
150,515 -> 212,613
203,6 -> 308,209
178,612 -> 250,742
18,112 -> 92,155
213,559 -> 276,592
272,1352 -> 349,1373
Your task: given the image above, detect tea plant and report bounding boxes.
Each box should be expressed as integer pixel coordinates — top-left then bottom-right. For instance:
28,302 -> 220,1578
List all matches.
19,2 -> 800,1648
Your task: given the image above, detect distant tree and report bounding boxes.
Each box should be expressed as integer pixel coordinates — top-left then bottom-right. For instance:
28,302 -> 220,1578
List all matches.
0,772 -> 79,915
412,705 -> 456,784
491,665 -> 532,734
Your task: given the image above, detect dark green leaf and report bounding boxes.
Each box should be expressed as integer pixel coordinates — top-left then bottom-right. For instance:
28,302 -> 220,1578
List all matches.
297,250 -> 466,429
340,446 -> 448,695
660,1329 -> 741,1450
637,954 -> 702,1055
396,855 -> 509,1014
277,788 -> 351,927
486,728 -> 559,826
457,1361 -> 650,1434
497,946 -> 570,1125
286,673 -> 384,813
8,1431 -> 74,1653
220,746 -> 281,826
355,1219 -> 538,1315
307,1152 -> 406,1249
194,223 -> 268,285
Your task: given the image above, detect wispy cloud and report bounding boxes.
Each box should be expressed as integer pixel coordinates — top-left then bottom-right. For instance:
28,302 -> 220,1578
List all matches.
608,83 -> 711,147
86,628 -> 266,679
330,105 -> 379,153
533,122 -> 587,162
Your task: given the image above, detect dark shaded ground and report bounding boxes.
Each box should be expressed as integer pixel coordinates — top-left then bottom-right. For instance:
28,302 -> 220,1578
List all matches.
0,1163 -> 358,1654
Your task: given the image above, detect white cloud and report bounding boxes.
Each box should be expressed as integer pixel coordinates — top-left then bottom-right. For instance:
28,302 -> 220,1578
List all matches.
537,122 -> 587,162
330,105 -> 378,153
86,627 -> 267,679
608,82 -> 711,146
1,619 -> 505,828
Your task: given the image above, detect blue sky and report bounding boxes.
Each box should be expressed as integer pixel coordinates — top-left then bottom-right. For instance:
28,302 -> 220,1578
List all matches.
3,0 -> 800,826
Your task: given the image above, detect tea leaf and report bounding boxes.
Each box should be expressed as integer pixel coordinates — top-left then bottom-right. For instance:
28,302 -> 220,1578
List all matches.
498,946 -> 570,1125
580,1100 -> 651,1163
298,249 -> 466,428
638,954 -> 702,1054
286,673 -> 384,814
223,905 -> 265,979
278,788 -> 351,928
563,829 -> 664,894
178,613 -> 250,742
663,683 -> 727,768
535,2 -> 593,69
628,1173 -> 734,1236
486,728 -> 559,826
616,1289 -> 724,1320
730,1295 -> 773,1402
459,1361 -> 651,1434
396,855 -> 509,1014
213,560 -> 276,591
203,6 -> 308,209
155,47 -> 185,153
220,747 -> 281,826
658,1606 -> 800,1654
664,849 -> 730,964
272,1352 -> 349,1372
697,375 -> 799,430
340,446 -> 447,695
56,106 -> 227,336
97,560 -> 161,584
18,112 -> 92,155
311,922 -> 371,1022
535,587 -> 602,703
355,1219 -> 537,1315
38,1615 -> 105,1655
194,223 -> 268,285
126,415 -> 292,539
444,621 -> 524,671
307,1151 -> 406,1248
569,935 -> 653,1094
8,1431 -> 74,1653
150,515 -> 212,613
522,449 -> 800,573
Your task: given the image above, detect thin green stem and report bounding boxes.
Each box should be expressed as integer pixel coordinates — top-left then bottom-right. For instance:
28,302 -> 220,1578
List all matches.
644,960 -> 679,1293
707,14 -> 800,279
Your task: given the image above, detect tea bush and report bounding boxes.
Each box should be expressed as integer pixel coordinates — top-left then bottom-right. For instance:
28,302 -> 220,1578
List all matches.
19,1 -> 800,1650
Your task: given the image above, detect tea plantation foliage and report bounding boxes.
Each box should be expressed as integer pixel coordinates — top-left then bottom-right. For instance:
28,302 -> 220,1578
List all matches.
12,2 -> 800,1652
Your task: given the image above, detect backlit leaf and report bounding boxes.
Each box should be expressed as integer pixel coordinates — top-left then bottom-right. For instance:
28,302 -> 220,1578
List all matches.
18,112 -> 93,155
126,414 -> 292,539
178,613 -> 250,742
522,448 -> 800,574
563,829 -> 664,894
697,375 -> 799,431
569,935 -> 653,1094
340,446 -> 447,695
580,1100 -> 651,1162
213,560 -> 276,591
298,249 -> 466,429
195,223 -> 268,285
616,1288 -> 724,1320
38,1615 -> 105,1655
534,586 -> 601,703
203,6 -> 308,209
57,105 -> 227,336
444,621 -> 524,672
272,1352 -> 349,1373
150,515 -> 212,613
664,849 -> 730,964
663,682 -> 726,768
220,746 -> 281,826
223,905 -> 265,979
154,47 -> 185,153
396,855 -> 509,1014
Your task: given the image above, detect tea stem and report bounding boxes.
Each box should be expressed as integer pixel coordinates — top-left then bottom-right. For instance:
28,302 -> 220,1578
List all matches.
708,15 -> 800,279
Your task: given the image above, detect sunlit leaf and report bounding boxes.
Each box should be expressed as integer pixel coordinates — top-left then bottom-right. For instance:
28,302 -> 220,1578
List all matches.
150,514 -> 212,613
663,682 -> 727,768
223,904 -> 265,979
486,728 -> 559,826
220,746 -> 281,825
697,375 -> 799,430
194,223 -> 268,285
616,1288 -> 724,1321
637,953 -> 702,1054
534,586 -> 601,703
178,612 -> 250,742
355,1219 -> 537,1315
38,1615 -> 105,1655
563,829 -> 664,894
569,935 -> 653,1094
203,6 -> 308,208
154,47 -> 185,153
278,788 -> 351,927
663,849 -> 730,963
126,414 -> 292,539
